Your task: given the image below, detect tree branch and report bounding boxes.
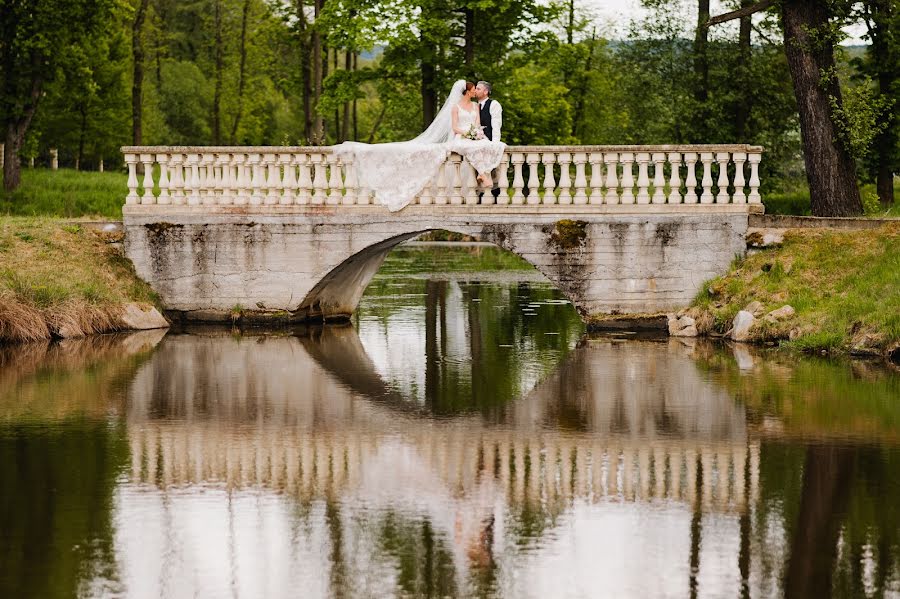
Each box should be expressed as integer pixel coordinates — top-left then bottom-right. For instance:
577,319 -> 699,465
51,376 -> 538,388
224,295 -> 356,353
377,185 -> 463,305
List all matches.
706,0 -> 774,27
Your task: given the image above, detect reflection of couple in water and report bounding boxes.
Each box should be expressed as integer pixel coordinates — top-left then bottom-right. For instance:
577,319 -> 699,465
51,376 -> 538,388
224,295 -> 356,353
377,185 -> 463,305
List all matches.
354,439 -> 500,578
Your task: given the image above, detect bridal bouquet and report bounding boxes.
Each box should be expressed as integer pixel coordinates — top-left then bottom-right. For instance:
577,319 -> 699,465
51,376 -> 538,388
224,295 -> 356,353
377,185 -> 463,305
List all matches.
463,124 -> 486,140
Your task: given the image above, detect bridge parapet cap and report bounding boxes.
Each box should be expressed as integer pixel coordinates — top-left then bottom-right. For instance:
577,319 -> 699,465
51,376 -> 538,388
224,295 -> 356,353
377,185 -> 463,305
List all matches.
122,144 -> 764,154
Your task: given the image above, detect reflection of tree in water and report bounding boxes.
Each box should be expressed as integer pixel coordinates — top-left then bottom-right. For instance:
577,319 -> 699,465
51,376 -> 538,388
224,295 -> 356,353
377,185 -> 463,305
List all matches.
0,333 -> 164,598
419,278 -> 583,416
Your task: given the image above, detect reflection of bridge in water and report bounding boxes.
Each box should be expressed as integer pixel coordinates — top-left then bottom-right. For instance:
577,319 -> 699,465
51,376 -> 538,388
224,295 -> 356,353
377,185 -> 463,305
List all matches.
126,328 -> 758,513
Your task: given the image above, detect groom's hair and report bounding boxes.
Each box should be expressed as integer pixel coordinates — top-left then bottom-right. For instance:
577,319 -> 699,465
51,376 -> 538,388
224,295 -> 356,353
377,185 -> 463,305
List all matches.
477,81 -> 492,95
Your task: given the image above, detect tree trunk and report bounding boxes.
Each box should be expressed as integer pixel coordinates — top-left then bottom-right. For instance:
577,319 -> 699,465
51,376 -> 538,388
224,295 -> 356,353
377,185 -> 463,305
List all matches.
2,56 -> 43,192
231,0 -> 251,143
421,54 -> 437,131
333,48 -> 340,142
869,0 -> 896,207
571,30 -> 596,138
77,108 -> 88,170
694,0 -> 710,108
294,0 -> 313,142
352,53 -> 358,141
311,0 -> 325,143
782,0 -> 863,216
464,8 -> 475,67
132,0 -> 150,146
212,0 -> 223,145
341,50 -> 351,142
736,0 -> 753,140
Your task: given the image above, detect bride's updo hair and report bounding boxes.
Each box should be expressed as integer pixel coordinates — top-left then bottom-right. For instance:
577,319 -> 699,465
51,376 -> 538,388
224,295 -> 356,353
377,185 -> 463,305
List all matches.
463,81 -> 475,95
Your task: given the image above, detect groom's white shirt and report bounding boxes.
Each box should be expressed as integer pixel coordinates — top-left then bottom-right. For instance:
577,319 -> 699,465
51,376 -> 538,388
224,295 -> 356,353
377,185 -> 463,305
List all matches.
479,98 -> 503,142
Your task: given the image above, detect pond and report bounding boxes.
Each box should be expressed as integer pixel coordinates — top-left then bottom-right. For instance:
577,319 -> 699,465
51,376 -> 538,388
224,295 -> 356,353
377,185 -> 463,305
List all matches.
1,244 -> 897,598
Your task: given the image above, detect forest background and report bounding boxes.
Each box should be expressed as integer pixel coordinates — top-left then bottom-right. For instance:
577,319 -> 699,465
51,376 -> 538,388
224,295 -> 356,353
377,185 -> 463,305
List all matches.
1,0 -> 898,214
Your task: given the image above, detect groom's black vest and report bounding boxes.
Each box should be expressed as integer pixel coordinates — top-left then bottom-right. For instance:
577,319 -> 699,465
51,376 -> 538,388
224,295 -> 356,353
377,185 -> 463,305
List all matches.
479,99 -> 494,141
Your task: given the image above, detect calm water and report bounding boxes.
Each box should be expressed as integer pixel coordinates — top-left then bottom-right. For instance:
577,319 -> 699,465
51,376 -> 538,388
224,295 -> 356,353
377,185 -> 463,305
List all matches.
1,245 -> 898,599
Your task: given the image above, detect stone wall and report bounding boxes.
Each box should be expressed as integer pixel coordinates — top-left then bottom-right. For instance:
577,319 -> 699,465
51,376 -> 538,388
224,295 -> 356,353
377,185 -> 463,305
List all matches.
123,206 -> 749,322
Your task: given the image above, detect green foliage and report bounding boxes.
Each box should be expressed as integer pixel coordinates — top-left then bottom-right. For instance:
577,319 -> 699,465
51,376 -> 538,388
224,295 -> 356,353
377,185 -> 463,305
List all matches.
828,77 -> 894,160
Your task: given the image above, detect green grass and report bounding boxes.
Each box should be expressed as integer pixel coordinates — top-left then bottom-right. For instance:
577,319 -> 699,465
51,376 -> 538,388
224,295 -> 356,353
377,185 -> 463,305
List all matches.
0,168 -> 125,219
764,181 -> 900,217
694,223 -> 900,354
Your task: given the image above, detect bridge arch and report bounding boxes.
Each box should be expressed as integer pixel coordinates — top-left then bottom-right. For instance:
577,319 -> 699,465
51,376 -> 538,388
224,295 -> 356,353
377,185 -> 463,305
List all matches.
294,224 -> 579,321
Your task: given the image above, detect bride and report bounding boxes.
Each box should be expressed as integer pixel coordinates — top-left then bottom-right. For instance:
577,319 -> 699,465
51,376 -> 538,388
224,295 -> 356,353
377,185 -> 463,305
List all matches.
334,80 -> 507,212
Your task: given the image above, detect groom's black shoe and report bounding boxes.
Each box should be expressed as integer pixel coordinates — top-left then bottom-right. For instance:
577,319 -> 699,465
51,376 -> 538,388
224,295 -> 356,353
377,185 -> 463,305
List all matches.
478,192 -> 484,204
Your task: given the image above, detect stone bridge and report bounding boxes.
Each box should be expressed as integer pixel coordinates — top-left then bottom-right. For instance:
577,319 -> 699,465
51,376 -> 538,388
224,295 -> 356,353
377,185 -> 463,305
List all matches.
121,145 -> 763,322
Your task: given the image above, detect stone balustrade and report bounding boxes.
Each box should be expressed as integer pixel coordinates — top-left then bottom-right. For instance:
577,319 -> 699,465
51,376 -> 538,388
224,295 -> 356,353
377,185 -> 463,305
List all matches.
121,145 -> 763,209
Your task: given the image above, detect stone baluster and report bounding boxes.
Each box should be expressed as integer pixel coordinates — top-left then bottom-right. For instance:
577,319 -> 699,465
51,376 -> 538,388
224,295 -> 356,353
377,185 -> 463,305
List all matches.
140,153 -> 155,204
716,152 -> 731,203
651,152 -> 666,204
433,163 -> 447,205
557,152 -> 573,204
310,154 -> 327,205
125,154 -> 139,204
156,154 -> 171,205
732,152 -> 747,203
572,153 -> 588,205
541,152 -> 556,204
748,152 -> 761,204
218,154 -> 233,205
170,154 -> 186,205
525,153 -> 541,205
326,153 -> 343,205
448,154 -> 464,205
620,152 -> 635,204
510,153 -> 526,205
295,154 -> 311,205
265,152 -> 281,205
233,154 -> 249,206
635,152 -> 651,204
463,163 -> 478,206
341,156 -> 357,205
494,157 -> 509,205
186,153 -> 201,206
246,153 -> 263,206
418,161 -> 434,205
667,152 -> 682,204
200,154 -> 216,206
212,156 -> 225,205
604,153 -> 619,204
700,152 -> 714,204
683,152 -> 698,204
588,153 -> 603,204
279,153 -> 295,205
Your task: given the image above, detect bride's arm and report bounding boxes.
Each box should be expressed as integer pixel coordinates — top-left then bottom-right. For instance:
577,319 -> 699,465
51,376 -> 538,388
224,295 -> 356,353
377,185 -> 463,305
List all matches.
451,105 -> 463,135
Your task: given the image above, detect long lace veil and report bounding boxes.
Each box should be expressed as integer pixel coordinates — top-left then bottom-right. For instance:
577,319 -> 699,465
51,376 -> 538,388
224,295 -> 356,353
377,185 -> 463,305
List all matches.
334,80 -> 467,212
410,79 -> 466,144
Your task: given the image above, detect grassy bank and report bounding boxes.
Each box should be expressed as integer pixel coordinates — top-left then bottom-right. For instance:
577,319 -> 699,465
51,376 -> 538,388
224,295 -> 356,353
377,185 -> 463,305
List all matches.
692,223 -> 899,356
0,168 -> 124,219
0,217 -> 159,344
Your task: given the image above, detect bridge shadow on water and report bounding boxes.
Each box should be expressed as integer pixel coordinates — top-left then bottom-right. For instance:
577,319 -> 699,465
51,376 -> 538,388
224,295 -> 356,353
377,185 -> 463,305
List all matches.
1,317 -> 899,597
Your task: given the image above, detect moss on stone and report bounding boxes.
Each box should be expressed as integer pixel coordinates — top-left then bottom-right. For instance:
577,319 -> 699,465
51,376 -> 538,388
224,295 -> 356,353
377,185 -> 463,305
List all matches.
549,219 -> 588,250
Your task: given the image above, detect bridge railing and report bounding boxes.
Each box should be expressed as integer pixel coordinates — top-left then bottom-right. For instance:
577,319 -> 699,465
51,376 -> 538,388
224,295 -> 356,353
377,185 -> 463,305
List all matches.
121,145 -> 763,208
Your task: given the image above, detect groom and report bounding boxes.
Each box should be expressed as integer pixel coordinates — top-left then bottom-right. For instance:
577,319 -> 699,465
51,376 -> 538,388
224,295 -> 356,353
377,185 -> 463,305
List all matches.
475,81 -> 502,201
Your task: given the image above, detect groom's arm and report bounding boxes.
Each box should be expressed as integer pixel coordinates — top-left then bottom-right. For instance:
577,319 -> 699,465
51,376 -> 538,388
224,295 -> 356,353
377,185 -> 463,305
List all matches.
491,102 -> 503,142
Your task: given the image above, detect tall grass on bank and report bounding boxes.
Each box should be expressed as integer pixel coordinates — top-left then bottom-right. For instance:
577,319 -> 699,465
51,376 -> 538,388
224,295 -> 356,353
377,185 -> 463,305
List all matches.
0,217 -> 159,344
0,168 -> 125,218
694,223 -> 900,354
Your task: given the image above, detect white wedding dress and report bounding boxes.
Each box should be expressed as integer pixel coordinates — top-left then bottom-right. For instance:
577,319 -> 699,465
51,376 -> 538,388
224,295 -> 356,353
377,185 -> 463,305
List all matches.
334,80 -> 507,212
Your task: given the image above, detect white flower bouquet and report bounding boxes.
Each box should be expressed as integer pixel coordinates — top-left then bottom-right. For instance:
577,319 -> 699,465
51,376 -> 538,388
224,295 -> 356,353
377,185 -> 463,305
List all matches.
463,123 -> 486,140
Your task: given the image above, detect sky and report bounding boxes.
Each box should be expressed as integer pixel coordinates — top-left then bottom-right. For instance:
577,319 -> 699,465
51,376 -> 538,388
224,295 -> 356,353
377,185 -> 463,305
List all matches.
585,0 -> 870,45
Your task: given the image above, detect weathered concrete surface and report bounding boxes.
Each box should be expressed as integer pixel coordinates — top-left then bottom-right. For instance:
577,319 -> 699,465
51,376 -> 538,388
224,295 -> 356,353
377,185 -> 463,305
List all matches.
123,205 -> 751,322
